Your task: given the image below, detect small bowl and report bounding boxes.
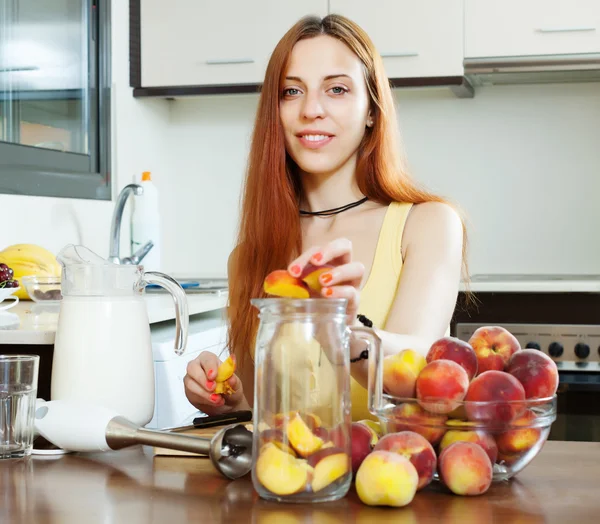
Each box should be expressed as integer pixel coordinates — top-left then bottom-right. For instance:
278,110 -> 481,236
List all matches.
0,285 -> 20,302
375,394 -> 557,482
21,276 -> 63,304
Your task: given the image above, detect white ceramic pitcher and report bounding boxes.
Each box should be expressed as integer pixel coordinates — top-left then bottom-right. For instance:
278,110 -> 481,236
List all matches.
51,245 -> 189,426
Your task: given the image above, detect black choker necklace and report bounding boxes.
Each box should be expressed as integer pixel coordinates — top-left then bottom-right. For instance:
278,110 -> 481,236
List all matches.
300,197 -> 369,217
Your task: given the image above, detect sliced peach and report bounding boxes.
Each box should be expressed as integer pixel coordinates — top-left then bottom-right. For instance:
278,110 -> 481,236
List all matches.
287,412 -> 324,457
260,429 -> 297,457
307,448 -> 350,492
300,263 -> 334,295
263,270 -> 310,298
215,355 -> 236,382
256,443 -> 312,495
357,419 -> 383,437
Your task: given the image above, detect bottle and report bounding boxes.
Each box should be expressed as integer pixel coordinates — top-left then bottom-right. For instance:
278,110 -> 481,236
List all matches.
131,171 -> 161,271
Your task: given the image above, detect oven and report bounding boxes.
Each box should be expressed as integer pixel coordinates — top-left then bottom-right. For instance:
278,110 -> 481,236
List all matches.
452,289 -> 600,443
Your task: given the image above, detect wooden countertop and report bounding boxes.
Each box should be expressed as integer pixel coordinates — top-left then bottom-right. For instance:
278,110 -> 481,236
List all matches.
3,439 -> 599,523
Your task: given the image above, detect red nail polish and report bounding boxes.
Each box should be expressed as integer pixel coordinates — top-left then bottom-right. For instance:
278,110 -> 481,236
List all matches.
290,265 -> 301,276
210,394 -> 220,403
206,380 -> 215,389
321,273 -> 332,284
324,288 -> 333,297
207,369 -> 214,378
313,253 -> 323,262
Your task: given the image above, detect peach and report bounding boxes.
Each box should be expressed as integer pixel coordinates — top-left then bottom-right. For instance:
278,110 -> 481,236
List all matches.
299,263 -> 335,296
256,443 -> 312,495
383,349 -> 427,398
213,355 -> 237,395
355,451 -> 419,507
439,429 -> 498,465
373,431 -> 437,490
426,337 -> 478,380
286,412 -> 324,457
495,409 -> 542,454
263,269 -> 310,299
387,403 -> 448,445
465,370 -> 526,423
356,419 -> 383,438
260,429 -> 297,457
506,349 -> 559,399
468,326 -> 521,374
416,360 -> 470,414
350,422 -> 378,474
438,441 -> 493,496
306,447 -> 350,492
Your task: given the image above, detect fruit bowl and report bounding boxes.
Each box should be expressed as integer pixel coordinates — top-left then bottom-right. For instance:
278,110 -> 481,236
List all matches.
21,276 -> 62,304
375,394 -> 557,482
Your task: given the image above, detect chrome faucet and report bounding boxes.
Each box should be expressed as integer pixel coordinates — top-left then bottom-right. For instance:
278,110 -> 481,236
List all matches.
108,184 -> 154,265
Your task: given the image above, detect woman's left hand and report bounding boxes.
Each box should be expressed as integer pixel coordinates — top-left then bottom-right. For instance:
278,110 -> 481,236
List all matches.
288,238 -> 365,323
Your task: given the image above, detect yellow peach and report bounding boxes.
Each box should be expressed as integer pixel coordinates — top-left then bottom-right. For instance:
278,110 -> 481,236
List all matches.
383,349 -> 427,398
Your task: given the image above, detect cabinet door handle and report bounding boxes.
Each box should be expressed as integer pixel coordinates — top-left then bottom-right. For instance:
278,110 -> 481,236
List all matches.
380,52 -> 419,58
535,26 -> 596,33
205,58 -> 255,65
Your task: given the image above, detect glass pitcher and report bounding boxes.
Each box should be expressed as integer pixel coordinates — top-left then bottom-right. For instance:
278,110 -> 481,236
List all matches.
250,298 -> 382,503
51,245 -> 189,427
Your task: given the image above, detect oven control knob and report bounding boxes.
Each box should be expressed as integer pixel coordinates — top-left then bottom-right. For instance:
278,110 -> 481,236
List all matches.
525,342 -> 541,350
574,343 -> 590,360
548,342 -> 563,358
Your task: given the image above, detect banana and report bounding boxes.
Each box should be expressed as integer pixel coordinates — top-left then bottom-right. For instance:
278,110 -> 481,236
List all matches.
0,244 -> 61,300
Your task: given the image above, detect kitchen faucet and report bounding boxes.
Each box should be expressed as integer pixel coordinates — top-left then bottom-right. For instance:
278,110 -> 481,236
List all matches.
108,184 -> 154,265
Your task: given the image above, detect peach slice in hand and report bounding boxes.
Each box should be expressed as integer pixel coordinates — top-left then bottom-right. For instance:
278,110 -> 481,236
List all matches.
213,355 -> 236,395
263,270 -> 310,299
256,443 -> 312,496
299,263 -> 334,296
286,412 -> 324,457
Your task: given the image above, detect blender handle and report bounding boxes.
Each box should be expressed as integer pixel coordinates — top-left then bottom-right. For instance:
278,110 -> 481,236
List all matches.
143,271 -> 189,356
348,326 -> 383,416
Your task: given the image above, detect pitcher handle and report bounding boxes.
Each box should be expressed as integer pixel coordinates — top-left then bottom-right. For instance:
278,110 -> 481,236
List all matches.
348,326 -> 383,416
143,271 -> 189,356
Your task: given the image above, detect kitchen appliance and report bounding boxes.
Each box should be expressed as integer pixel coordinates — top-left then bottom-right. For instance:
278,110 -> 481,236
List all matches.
51,245 -> 189,427
148,310 -> 227,429
453,282 -> 600,442
34,400 -> 253,479
250,298 -> 381,503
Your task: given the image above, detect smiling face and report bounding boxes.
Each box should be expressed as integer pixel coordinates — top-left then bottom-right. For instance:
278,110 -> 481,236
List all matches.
279,35 -> 372,177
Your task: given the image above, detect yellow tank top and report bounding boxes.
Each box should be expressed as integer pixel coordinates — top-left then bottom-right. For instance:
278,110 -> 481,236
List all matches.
350,202 -> 413,421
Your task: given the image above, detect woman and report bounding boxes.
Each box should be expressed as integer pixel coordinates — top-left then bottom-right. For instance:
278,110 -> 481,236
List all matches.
184,14 -> 467,421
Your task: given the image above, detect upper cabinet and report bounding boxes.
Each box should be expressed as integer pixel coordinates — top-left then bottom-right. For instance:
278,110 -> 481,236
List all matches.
465,0 -> 600,58
137,0 -> 328,88
328,0 -> 464,78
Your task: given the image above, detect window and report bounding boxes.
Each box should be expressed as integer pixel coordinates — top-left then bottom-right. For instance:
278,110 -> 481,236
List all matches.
0,0 -> 110,200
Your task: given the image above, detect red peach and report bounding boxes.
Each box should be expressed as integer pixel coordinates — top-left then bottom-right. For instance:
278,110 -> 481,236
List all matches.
468,326 -> 521,374
495,409 -> 542,454
387,403 -> 448,446
465,370 -> 526,423
416,360 -> 470,414
263,270 -> 310,298
427,337 -> 479,380
374,431 -> 437,490
506,349 -> 559,399
439,429 -> 498,465
439,441 -> 493,496
350,422 -> 378,474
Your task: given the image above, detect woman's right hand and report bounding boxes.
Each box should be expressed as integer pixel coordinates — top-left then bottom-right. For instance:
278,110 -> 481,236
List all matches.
184,351 -> 246,416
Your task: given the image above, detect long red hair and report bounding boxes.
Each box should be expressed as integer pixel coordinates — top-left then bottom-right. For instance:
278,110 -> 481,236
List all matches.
227,14 -> 469,374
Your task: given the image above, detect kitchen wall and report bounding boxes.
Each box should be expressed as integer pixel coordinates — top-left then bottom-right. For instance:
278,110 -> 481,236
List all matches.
165,82 -> 600,277
0,0 -> 170,261
2,2 -> 599,279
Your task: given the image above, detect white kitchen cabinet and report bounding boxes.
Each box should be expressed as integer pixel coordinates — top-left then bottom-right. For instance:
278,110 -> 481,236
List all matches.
465,0 -> 600,58
328,0 -> 464,78
140,1 -> 328,87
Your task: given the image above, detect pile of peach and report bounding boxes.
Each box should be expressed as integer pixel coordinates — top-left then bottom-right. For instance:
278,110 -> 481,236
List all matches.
255,411 -> 352,497
356,325 -> 559,506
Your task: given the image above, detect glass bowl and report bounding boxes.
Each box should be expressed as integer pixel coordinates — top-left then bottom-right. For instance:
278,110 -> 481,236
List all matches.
375,394 -> 557,482
21,276 -> 62,304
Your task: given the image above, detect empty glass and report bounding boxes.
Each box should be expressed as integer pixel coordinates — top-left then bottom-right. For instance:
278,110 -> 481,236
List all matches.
0,355 -> 39,459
